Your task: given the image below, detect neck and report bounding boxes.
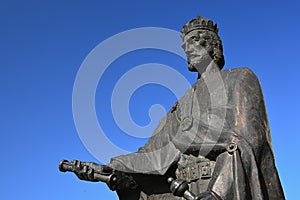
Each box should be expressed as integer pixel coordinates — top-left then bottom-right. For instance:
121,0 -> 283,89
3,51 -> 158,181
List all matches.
196,61 -> 220,79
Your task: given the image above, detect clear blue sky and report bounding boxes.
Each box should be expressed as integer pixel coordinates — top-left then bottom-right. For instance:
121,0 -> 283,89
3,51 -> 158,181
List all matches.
1,1 -> 299,199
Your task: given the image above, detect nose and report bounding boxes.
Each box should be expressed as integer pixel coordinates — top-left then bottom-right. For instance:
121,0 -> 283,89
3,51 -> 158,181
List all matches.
182,42 -> 193,54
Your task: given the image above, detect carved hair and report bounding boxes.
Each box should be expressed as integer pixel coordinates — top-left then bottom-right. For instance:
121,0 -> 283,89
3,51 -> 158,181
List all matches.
206,31 -> 225,70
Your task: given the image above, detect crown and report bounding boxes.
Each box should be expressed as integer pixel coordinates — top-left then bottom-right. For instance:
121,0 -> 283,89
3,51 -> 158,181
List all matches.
181,16 -> 218,37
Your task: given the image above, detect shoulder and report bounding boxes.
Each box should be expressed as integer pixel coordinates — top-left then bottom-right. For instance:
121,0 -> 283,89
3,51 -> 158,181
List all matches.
222,67 -> 258,78
222,67 -> 260,86
218,67 -> 264,99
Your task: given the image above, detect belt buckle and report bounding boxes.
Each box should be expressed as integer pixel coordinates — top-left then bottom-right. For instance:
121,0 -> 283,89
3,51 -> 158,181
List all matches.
200,161 -> 211,179
189,165 -> 199,182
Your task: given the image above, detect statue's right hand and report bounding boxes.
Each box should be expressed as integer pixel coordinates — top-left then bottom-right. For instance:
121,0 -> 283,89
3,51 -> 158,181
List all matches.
59,159 -> 138,191
70,160 -> 113,182
70,160 -> 93,181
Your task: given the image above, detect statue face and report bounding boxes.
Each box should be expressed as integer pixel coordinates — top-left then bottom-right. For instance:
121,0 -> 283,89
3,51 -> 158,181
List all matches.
182,30 -> 214,73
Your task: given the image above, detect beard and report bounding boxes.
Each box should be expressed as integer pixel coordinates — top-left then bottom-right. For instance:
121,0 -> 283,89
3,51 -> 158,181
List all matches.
188,54 -> 212,74
188,63 -> 198,72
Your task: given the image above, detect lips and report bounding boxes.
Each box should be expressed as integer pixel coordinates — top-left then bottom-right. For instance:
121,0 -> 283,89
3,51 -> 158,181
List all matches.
187,54 -> 202,62
186,54 -> 197,60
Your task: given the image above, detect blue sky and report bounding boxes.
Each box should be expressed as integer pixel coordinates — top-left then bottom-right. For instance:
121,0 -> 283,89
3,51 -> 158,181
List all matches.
1,1 -> 299,199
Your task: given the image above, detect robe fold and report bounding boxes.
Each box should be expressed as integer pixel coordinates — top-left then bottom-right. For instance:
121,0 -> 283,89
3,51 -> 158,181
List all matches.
109,68 -> 285,200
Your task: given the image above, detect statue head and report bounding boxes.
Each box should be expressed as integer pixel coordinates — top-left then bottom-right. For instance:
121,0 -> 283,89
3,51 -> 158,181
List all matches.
181,16 -> 225,74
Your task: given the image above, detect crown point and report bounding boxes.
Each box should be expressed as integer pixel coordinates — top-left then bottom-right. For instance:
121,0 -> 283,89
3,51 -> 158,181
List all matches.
181,16 -> 219,37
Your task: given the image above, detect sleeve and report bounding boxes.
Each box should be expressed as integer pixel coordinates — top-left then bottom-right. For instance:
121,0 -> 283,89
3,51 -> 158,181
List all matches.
108,107 -> 183,200
109,109 -> 181,175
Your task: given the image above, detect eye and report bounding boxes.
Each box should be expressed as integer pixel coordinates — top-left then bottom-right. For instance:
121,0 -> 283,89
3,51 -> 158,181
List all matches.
202,33 -> 211,41
199,39 -> 206,46
191,35 -> 200,41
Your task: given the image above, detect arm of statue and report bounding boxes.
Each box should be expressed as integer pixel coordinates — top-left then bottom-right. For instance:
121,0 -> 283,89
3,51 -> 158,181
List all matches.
59,160 -> 138,191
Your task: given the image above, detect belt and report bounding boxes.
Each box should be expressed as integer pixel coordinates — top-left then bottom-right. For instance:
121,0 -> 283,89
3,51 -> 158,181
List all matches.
175,154 -> 215,183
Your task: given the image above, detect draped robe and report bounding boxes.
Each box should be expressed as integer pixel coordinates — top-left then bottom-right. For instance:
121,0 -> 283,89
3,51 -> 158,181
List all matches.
108,68 -> 285,200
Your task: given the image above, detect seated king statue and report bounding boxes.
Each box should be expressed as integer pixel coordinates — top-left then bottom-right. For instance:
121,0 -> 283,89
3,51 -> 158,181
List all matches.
59,16 -> 285,200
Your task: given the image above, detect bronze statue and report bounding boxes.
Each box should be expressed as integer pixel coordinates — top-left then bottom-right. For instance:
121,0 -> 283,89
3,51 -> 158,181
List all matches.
59,16 -> 285,199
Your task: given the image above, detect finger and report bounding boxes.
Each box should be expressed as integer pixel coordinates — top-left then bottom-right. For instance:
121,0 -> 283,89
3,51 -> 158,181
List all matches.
87,168 -> 94,180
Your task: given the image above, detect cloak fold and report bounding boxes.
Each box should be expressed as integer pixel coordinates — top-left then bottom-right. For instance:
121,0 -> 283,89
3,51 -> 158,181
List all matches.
109,68 -> 285,200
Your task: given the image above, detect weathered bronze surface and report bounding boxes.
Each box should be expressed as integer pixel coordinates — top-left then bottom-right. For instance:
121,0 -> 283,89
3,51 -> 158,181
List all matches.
59,16 -> 285,199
